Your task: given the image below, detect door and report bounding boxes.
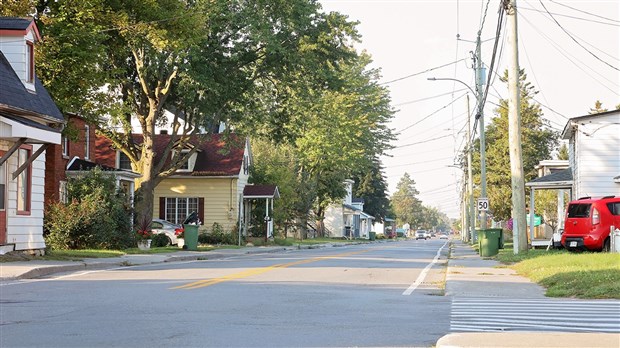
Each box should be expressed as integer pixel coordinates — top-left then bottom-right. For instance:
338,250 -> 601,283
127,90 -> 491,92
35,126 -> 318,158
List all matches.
0,150 -> 6,243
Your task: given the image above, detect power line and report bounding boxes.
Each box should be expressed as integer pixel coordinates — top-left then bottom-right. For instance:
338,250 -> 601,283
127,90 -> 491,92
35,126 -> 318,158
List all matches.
393,88 -> 467,107
519,5 -> 620,27
385,156 -> 454,169
394,134 -> 454,149
380,58 -> 467,85
397,92 -> 468,133
549,0 -> 620,24
518,12 -> 620,94
538,0 -> 619,71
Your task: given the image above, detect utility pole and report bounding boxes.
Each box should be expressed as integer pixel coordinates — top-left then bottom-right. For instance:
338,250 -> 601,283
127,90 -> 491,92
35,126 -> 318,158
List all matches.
474,32 -> 488,231
506,0 -> 528,254
466,94 -> 475,243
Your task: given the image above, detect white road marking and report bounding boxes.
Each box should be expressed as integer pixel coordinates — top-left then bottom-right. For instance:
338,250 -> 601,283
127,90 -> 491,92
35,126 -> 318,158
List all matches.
402,240 -> 448,295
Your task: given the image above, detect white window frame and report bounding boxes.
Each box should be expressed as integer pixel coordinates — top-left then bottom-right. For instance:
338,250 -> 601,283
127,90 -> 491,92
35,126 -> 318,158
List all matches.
61,135 -> 68,157
165,197 -> 199,224
84,125 -> 90,159
116,150 -> 132,170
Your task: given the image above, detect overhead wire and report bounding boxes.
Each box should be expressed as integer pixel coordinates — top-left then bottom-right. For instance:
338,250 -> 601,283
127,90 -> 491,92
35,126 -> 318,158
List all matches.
393,88 -> 467,107
518,12 -> 620,94
379,58 -> 468,85
537,0 -> 619,71
396,92 -> 468,133
518,5 -> 620,27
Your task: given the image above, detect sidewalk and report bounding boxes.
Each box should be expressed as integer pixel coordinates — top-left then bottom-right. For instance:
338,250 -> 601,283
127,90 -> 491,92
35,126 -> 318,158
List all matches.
437,239 -> 619,348
0,245 -> 299,281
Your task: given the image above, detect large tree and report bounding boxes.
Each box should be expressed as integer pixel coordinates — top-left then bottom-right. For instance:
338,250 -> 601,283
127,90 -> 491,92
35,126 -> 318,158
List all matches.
390,173 -> 422,227
472,70 -> 558,222
353,158 -> 392,222
13,0 -> 365,223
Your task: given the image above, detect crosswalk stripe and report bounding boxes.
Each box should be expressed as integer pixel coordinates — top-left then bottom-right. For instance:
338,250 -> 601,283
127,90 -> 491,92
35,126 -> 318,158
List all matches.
451,297 -> 620,333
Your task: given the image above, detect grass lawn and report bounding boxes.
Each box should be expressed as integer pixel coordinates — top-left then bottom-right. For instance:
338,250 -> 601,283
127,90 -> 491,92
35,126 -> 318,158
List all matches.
496,243 -> 620,299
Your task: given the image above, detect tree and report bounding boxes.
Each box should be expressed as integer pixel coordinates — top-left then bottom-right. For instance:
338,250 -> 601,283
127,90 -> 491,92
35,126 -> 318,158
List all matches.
557,143 -> 569,160
472,70 -> 558,222
589,100 -> 608,114
353,158 -> 392,222
22,0 -> 366,224
390,173 -> 422,227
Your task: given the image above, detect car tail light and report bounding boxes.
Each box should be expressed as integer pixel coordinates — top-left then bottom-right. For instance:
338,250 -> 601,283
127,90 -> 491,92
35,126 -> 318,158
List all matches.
175,228 -> 184,235
592,207 -> 600,225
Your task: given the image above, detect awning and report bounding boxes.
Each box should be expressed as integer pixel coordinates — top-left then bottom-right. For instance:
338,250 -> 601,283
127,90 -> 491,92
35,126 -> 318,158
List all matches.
243,185 -> 280,199
525,168 -> 573,190
0,114 -> 61,145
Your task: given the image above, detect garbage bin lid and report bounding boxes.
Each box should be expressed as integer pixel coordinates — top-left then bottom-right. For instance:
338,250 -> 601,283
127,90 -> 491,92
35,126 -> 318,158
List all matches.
183,211 -> 198,225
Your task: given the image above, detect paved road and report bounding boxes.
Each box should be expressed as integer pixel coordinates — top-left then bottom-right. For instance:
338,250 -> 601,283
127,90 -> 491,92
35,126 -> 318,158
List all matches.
1,239 -> 450,347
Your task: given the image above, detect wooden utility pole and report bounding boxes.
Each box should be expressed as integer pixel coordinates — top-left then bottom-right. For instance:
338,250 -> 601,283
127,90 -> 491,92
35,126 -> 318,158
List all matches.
475,34 -> 488,231
466,94 -> 474,242
506,0 -> 528,253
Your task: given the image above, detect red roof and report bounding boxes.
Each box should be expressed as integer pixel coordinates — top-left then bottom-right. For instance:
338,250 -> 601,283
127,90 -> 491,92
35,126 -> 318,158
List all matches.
243,185 -> 279,198
95,133 -> 246,177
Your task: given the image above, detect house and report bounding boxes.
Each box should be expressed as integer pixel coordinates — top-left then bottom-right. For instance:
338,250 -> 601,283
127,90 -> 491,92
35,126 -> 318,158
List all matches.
323,179 -> 375,239
561,109 -> 620,198
0,17 -> 65,254
525,109 -> 620,247
96,133 -> 252,233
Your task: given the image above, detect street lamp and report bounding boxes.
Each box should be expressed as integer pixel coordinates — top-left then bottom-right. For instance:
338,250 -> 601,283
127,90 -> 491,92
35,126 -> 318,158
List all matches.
428,76 -> 488,240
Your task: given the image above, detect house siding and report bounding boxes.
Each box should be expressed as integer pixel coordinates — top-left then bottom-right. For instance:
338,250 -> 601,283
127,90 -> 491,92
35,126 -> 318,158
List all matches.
571,113 -> 620,198
0,30 -> 35,90
155,177 -> 240,233
324,206 -> 345,238
4,144 -> 46,250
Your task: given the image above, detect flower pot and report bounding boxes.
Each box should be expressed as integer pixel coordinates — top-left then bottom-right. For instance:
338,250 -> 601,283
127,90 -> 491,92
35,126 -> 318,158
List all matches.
137,239 -> 152,250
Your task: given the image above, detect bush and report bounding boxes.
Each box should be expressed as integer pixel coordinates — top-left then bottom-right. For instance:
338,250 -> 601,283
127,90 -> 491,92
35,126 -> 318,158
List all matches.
151,233 -> 170,247
196,223 -> 239,245
44,168 -> 133,250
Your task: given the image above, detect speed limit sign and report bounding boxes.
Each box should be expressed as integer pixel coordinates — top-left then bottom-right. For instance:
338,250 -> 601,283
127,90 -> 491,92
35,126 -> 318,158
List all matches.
477,198 -> 489,211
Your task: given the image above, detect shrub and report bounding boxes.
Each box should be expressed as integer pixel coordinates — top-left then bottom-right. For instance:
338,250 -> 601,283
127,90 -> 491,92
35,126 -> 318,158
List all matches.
151,233 -> 170,247
44,168 -> 133,250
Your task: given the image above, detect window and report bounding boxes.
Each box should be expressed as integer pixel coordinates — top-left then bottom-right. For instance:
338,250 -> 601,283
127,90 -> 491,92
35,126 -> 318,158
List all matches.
118,151 -> 131,170
61,135 -> 68,157
165,197 -> 199,224
84,125 -> 90,159
26,41 -> 34,82
0,162 -> 5,210
17,147 -> 31,214
174,149 -> 191,171
59,181 -> 67,203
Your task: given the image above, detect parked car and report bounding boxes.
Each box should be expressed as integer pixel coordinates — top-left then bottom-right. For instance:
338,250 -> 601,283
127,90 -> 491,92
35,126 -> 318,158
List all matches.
561,196 -> 620,252
415,230 -> 429,240
439,233 -> 449,239
151,219 -> 184,246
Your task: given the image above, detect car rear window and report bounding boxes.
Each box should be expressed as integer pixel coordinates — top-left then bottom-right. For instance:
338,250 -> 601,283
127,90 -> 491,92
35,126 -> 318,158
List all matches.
567,203 -> 591,218
607,202 -> 620,216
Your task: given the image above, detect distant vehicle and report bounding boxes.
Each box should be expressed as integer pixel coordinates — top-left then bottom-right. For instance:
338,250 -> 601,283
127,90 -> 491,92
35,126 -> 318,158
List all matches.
151,219 -> 184,246
439,233 -> 449,239
561,196 -> 620,252
415,230 -> 429,240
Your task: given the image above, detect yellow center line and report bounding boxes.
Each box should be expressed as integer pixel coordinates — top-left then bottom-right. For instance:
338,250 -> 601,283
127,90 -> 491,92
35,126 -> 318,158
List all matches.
172,249 -> 370,290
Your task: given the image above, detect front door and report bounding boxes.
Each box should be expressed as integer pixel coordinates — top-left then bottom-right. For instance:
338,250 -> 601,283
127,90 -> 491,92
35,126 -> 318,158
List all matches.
0,150 -> 6,243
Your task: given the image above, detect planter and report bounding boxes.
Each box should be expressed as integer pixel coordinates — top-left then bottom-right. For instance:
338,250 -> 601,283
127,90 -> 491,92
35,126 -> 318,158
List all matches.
137,239 -> 152,251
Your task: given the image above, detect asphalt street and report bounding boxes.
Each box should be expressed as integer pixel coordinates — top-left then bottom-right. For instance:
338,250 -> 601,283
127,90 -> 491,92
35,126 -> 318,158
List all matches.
0,239 -> 450,347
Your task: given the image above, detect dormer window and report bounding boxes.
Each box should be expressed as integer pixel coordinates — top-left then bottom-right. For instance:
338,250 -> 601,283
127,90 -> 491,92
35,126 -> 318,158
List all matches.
117,151 -> 132,170
173,148 -> 197,172
26,41 -> 34,83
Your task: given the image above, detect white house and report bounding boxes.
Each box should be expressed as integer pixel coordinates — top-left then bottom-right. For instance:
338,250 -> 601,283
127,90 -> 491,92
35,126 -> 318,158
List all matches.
0,17 -> 64,254
561,110 -> 620,199
324,179 -> 375,239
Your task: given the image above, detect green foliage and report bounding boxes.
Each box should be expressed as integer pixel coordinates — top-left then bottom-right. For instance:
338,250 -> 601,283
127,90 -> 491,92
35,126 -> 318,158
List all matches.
197,223 -> 238,245
44,168 -> 133,250
472,69 -> 558,222
588,100 -> 608,115
353,158 -> 392,222
151,233 -> 170,248
390,173 -> 422,227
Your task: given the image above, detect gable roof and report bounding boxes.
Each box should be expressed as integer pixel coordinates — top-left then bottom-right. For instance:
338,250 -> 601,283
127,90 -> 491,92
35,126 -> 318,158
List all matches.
525,168 -> 573,189
561,109 -> 620,140
243,185 -> 280,199
0,52 -> 64,122
152,133 -> 246,177
0,17 -> 40,40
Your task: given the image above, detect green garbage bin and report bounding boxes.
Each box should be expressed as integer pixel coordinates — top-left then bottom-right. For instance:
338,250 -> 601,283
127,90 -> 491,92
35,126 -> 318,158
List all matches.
369,232 -> 376,241
183,224 -> 199,251
477,229 -> 500,257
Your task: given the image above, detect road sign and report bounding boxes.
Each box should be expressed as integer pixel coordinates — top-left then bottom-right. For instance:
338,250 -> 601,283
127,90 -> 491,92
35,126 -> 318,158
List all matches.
477,198 -> 489,211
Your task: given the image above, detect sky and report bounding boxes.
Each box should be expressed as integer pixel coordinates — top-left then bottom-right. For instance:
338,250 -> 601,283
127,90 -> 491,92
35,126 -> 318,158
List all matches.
319,0 -> 620,219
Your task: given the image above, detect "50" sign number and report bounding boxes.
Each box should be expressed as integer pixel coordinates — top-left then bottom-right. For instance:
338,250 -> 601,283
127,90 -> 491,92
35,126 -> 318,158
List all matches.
477,198 -> 489,211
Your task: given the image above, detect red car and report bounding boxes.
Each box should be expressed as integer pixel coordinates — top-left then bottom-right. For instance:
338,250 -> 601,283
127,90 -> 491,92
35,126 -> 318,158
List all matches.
561,196 -> 620,252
